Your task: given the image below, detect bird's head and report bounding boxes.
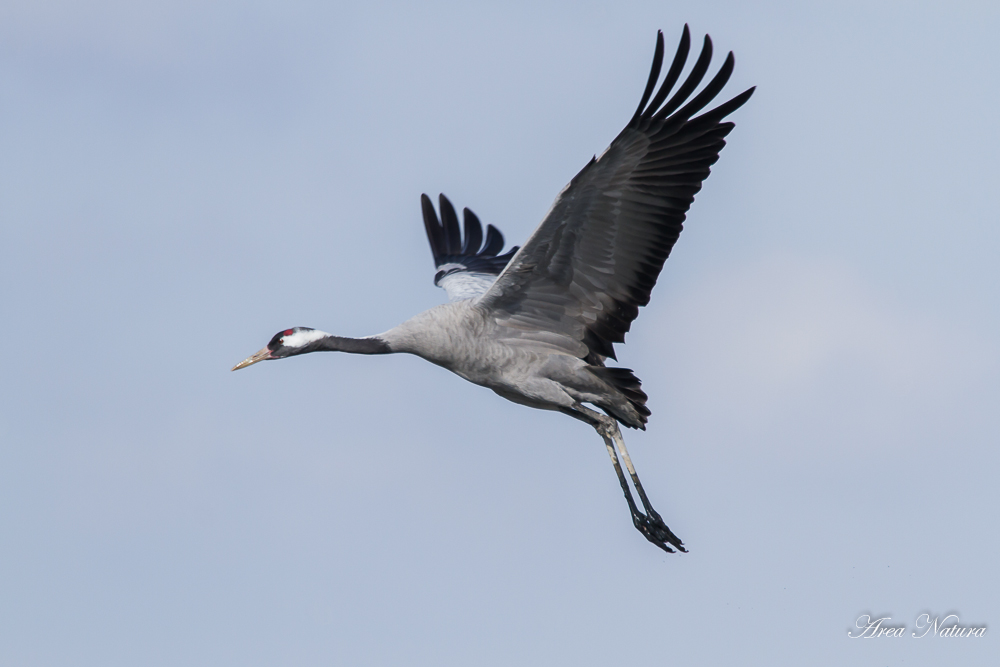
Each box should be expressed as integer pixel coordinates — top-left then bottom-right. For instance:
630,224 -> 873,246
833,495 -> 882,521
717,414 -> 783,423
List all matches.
231,327 -> 326,371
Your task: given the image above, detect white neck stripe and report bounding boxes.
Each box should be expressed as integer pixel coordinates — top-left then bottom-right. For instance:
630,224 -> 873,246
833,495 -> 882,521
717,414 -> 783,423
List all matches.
282,329 -> 329,348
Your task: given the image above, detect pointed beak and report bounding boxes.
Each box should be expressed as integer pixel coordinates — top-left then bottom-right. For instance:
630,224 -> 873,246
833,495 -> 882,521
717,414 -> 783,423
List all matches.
231,347 -> 272,371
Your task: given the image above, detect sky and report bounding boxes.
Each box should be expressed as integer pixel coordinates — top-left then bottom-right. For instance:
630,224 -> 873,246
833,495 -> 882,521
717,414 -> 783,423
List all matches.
1,1 -> 998,665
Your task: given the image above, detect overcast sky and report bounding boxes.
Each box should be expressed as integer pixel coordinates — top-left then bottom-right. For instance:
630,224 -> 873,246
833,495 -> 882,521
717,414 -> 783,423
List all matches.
1,1 -> 997,665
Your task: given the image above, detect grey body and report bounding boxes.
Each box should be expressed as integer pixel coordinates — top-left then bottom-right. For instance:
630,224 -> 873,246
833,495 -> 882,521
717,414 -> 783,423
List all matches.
233,27 -> 753,554
381,301 -> 638,425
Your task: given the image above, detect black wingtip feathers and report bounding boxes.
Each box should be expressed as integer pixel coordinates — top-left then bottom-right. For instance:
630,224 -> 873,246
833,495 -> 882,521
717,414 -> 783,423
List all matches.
421,194 -> 518,274
629,26 -> 751,132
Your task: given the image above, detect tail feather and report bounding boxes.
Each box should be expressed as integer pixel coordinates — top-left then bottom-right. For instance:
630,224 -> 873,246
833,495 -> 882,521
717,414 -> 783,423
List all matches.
588,366 -> 651,428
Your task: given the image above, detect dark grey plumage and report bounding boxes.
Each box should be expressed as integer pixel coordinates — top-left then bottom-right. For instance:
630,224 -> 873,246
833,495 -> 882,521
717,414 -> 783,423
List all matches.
481,26 -> 754,373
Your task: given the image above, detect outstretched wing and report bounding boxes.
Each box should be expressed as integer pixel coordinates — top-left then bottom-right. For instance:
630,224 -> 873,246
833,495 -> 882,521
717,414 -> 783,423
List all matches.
477,26 -> 754,363
421,193 -> 519,301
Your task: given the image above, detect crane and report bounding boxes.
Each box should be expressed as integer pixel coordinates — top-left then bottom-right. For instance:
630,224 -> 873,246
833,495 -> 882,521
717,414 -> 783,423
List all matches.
233,26 -> 754,554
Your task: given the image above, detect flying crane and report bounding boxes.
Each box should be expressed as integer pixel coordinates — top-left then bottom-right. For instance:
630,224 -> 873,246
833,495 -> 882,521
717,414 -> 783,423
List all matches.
233,26 -> 754,554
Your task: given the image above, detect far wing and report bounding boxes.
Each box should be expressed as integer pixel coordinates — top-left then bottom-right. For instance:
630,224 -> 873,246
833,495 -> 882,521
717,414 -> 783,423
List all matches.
421,193 -> 519,301
477,26 -> 754,363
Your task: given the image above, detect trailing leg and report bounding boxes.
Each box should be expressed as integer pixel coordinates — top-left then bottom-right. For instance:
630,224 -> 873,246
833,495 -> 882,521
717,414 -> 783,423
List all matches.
605,420 -> 686,553
562,403 -> 686,554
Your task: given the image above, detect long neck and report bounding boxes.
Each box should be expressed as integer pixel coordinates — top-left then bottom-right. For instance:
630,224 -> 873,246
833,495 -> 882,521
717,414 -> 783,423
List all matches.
314,335 -> 392,355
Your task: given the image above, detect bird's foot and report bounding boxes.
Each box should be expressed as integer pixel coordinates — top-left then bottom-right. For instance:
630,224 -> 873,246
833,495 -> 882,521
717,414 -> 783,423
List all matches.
632,509 -> 687,554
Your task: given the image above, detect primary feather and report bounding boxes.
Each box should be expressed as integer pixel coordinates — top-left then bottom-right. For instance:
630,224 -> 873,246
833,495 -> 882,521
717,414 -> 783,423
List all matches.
421,194 -> 519,301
